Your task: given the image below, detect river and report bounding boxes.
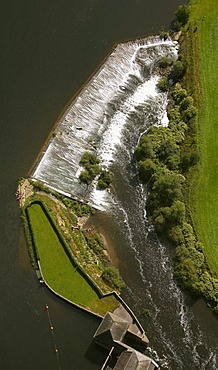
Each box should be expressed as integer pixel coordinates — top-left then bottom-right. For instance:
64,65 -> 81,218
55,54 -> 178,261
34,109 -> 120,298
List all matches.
0,0 -> 217,369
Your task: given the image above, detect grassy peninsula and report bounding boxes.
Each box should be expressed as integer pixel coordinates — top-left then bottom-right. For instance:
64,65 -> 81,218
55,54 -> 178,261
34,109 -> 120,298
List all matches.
135,2 -> 218,312
18,178 -> 123,316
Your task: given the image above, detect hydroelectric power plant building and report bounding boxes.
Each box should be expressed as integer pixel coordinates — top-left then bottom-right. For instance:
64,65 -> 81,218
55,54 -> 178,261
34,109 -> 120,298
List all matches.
29,35 -> 178,369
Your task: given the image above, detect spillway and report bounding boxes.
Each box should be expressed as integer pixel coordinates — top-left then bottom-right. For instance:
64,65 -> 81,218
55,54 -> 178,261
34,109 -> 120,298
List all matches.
32,35 -> 178,209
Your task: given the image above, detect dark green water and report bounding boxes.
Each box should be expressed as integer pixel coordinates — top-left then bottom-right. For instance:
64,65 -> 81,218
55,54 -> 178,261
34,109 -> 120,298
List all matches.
4,1 -> 217,370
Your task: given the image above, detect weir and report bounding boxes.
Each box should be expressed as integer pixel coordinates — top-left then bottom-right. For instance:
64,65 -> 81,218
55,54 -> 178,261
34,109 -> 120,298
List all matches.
32,35 -> 178,210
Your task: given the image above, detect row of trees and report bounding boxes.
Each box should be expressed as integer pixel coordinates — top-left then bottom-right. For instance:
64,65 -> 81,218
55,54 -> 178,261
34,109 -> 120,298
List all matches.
135,77 -> 218,311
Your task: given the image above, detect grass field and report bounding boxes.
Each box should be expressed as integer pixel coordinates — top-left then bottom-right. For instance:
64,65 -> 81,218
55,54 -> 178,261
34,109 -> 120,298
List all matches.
27,202 -> 119,315
189,0 -> 218,276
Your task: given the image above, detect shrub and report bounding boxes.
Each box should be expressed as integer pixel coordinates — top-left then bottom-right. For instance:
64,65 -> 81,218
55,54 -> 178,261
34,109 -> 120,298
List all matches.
175,5 -> 190,27
79,152 -> 100,167
181,150 -> 199,171
172,84 -> 188,104
173,5 -> 190,31
79,169 -> 93,185
158,137 -> 180,170
102,266 -> 125,290
182,105 -> 197,122
179,96 -> 194,111
171,60 -> 185,82
152,172 -> 184,207
138,159 -> 156,183
157,77 -> 169,92
159,56 -> 173,68
160,30 -> 169,40
135,137 -> 155,161
79,152 -> 101,186
98,170 -> 112,189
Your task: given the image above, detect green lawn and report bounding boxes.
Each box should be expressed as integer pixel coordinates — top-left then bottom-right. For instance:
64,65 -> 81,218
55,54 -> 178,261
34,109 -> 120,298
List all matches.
189,0 -> 218,275
27,203 -> 119,315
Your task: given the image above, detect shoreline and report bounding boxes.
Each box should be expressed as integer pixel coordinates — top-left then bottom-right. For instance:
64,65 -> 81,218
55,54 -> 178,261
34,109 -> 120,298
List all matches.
85,212 -> 120,268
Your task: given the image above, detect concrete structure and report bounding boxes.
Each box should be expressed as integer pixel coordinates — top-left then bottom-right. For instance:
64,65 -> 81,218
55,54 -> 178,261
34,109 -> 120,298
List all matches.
93,311 -> 160,370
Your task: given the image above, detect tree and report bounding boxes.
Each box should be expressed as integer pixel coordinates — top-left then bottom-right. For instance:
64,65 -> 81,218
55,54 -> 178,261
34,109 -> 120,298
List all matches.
79,151 -> 101,185
157,77 -> 169,92
135,137 -> 155,161
159,56 -> 173,68
79,152 -> 100,167
152,172 -> 184,206
179,96 -> 194,111
79,170 -> 93,185
171,60 -> 185,82
172,83 -> 188,104
158,137 -> 180,170
98,170 -> 112,189
173,5 -> 190,31
138,159 -> 156,183
182,105 -> 197,122
175,5 -> 190,26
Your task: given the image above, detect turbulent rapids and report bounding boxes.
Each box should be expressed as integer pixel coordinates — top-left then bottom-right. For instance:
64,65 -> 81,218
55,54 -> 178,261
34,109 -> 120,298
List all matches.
32,35 -> 178,209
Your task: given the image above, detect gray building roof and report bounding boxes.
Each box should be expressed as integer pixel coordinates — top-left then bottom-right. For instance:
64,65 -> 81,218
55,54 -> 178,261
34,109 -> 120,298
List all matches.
113,349 -> 158,370
94,312 -> 129,349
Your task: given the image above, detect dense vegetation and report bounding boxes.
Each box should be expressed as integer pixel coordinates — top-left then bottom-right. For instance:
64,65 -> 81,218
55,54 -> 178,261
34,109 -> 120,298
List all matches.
135,3 -> 218,313
79,151 -> 112,189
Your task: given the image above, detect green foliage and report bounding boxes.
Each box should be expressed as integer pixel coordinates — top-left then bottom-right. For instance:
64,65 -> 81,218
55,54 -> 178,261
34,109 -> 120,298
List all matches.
160,30 -> 169,41
173,5 -> 190,31
157,77 -> 169,92
102,266 -> 125,290
172,83 -> 188,104
152,173 -> 184,206
79,152 -> 101,185
159,56 -> 173,68
182,105 -> 197,122
158,137 -> 180,170
133,68 -> 218,310
138,159 -> 156,183
79,151 -> 112,189
181,151 -> 199,172
98,170 -> 112,189
171,60 -> 185,82
135,135 -> 155,161
79,152 -> 100,167
179,96 -> 194,111
175,5 -> 190,26
84,232 -> 108,264
153,201 -> 186,234
79,169 -> 93,185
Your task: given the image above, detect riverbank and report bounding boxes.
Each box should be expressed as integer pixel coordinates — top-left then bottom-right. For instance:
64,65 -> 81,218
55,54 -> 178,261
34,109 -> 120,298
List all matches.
182,0 -> 218,310
133,3 -> 218,313
187,0 -> 218,276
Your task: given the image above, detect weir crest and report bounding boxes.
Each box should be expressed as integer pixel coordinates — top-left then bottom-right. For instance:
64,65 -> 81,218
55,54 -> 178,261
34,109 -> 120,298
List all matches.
32,35 -> 178,210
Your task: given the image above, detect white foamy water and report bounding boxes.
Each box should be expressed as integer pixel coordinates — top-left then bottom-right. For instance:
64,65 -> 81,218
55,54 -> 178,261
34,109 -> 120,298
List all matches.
32,35 -> 178,209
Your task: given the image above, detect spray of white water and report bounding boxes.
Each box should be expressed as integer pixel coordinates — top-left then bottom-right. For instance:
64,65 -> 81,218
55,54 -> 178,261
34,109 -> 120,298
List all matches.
32,35 -> 178,209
